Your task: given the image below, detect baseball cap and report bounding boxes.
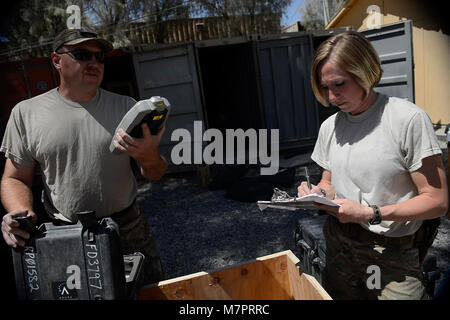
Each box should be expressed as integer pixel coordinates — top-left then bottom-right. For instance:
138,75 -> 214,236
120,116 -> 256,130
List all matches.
53,28 -> 113,52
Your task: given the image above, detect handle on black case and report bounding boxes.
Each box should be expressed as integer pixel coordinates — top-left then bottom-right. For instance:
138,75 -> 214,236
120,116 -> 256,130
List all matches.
76,211 -> 99,230
12,216 -> 39,253
14,216 -> 37,235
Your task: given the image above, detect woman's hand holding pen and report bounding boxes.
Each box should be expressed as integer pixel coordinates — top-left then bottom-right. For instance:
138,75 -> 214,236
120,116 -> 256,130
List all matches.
297,181 -> 324,197
298,166 -> 324,197
298,181 -> 373,223
297,167 -> 372,223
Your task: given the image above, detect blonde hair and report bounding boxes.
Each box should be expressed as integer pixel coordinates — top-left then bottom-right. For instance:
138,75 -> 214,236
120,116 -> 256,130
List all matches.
311,31 -> 382,106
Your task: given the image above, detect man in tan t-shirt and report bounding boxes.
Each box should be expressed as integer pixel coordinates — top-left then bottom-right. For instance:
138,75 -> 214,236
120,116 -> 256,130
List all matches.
0,29 -> 168,286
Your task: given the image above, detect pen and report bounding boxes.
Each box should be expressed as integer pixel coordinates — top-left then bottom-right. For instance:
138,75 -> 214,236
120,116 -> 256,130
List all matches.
304,166 -> 311,191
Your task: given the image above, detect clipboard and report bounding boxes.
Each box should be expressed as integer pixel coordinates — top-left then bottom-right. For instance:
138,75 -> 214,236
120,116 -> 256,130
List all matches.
257,188 -> 340,211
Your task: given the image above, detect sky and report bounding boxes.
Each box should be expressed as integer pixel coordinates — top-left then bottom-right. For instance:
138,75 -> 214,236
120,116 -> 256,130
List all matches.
282,0 -> 305,26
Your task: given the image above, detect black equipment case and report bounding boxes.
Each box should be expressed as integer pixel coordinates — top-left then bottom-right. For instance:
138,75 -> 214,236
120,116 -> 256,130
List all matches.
293,214 -> 327,285
12,211 -> 143,300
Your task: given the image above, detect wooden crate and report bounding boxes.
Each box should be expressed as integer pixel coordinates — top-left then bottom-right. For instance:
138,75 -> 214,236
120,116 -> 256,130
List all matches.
138,250 -> 331,300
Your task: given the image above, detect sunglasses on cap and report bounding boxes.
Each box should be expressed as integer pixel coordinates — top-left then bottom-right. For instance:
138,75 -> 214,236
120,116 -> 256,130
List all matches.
58,48 -> 106,63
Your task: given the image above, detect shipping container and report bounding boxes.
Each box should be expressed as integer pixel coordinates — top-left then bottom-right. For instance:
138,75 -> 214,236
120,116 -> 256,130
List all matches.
0,21 -> 415,174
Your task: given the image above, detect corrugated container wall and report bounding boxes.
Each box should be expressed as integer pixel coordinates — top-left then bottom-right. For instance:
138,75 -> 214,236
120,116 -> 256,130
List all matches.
132,37 -> 321,170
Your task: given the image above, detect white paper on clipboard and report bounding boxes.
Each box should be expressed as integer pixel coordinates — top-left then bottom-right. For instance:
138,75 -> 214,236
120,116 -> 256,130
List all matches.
257,193 -> 340,211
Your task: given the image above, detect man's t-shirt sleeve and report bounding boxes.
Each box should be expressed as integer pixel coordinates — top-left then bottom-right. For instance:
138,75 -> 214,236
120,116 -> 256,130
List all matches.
0,105 -> 35,167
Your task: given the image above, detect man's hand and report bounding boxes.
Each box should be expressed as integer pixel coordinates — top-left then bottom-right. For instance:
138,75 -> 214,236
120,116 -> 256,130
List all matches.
114,123 -> 168,180
1,209 -> 37,248
113,123 -> 165,163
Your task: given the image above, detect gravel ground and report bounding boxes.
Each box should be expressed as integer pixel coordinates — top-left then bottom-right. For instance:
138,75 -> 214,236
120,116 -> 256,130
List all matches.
137,169 -> 301,278
136,151 -> 450,298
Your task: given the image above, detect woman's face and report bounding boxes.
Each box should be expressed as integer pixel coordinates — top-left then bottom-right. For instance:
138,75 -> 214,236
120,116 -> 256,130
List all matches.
319,60 -> 373,115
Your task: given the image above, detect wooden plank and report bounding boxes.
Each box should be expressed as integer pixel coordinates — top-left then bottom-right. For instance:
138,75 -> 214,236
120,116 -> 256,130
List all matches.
139,252 -> 291,299
285,250 -> 332,300
266,251 -> 332,300
300,273 -> 332,300
138,250 -> 331,300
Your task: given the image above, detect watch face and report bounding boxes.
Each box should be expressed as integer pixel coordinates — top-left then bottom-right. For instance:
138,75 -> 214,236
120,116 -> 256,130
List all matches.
369,205 -> 382,225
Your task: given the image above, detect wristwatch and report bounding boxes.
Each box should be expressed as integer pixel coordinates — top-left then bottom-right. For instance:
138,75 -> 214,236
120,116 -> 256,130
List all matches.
369,205 -> 382,225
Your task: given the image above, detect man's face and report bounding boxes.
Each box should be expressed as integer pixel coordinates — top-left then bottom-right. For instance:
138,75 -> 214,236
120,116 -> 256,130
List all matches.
55,41 -> 105,91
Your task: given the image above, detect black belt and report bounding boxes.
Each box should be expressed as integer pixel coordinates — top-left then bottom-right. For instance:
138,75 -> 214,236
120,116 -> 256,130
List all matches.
332,217 -> 416,246
356,227 -> 415,246
42,190 -> 136,224
110,198 -> 136,220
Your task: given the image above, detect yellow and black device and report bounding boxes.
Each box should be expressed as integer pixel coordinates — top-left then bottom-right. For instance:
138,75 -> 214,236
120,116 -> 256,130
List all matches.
110,96 -> 171,154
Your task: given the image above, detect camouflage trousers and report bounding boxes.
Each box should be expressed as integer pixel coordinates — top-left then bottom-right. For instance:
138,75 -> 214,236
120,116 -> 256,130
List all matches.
322,216 -> 429,300
110,201 -> 165,286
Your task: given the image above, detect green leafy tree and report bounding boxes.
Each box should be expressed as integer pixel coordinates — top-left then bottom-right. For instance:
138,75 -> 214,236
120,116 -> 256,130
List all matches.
0,0 -> 85,60
0,0 -> 194,59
